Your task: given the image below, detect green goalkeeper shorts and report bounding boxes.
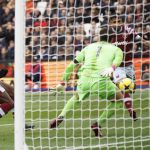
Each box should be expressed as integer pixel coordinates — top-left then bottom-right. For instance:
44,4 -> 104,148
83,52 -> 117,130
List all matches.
77,76 -> 117,101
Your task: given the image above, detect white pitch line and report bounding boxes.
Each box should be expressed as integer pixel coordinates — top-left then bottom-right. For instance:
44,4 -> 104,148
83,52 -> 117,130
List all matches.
63,136 -> 150,150
0,123 -> 14,127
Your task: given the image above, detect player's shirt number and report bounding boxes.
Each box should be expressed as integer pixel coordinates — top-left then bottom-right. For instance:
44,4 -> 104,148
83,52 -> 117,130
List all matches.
96,46 -> 102,58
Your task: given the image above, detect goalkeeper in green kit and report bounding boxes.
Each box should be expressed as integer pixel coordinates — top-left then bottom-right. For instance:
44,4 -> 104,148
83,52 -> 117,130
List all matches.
50,41 -> 124,137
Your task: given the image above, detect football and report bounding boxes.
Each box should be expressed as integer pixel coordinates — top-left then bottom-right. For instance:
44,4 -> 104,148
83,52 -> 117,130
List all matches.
118,78 -> 135,93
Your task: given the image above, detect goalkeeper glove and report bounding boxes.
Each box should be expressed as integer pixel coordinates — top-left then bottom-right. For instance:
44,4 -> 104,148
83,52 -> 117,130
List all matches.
100,65 -> 116,77
0,69 -> 8,78
56,82 -> 66,92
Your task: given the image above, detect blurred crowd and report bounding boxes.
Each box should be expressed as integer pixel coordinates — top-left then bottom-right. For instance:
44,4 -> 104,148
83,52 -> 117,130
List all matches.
0,0 -> 149,61
25,0 -> 150,61
0,0 -> 15,61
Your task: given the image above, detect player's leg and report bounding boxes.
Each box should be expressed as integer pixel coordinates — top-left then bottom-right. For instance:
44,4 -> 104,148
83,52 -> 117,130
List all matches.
98,101 -> 122,123
124,65 -> 137,121
123,92 -> 137,121
50,76 -> 90,128
0,81 -> 14,118
50,94 -> 80,128
91,79 -> 123,137
113,67 -> 137,121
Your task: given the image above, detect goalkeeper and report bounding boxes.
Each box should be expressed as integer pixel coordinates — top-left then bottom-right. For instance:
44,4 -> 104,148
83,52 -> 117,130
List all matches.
50,41 -> 124,137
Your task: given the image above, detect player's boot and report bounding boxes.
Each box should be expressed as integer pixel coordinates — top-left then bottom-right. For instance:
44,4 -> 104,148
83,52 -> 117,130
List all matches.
25,124 -> 35,130
50,116 -> 64,128
130,110 -> 138,121
91,122 -> 102,137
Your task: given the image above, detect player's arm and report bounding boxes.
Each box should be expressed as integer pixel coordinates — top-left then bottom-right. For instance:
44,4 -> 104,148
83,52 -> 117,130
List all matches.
62,61 -> 78,82
62,48 -> 85,82
100,47 -> 123,77
56,49 -> 85,91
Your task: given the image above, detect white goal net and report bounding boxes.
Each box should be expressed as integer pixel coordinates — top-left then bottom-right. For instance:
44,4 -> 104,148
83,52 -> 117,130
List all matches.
17,0 -> 150,149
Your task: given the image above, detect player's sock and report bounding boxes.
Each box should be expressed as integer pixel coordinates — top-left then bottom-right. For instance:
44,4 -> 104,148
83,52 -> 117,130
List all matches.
124,93 -> 133,113
123,93 -> 137,121
0,102 -> 14,118
98,101 -> 123,125
91,122 -> 102,137
50,116 -> 64,128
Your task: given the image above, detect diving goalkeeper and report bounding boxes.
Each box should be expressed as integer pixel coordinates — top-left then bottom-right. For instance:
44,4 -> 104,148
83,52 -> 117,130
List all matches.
50,41 -> 124,137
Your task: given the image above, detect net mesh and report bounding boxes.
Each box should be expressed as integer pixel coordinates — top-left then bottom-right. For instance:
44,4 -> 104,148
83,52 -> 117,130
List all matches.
25,0 -> 150,149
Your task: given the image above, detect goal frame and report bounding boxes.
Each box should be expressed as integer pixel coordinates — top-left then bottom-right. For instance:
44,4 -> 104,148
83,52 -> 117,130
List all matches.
15,0 -> 25,149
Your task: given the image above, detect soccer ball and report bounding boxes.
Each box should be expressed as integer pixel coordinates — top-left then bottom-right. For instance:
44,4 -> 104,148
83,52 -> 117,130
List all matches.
118,78 -> 135,93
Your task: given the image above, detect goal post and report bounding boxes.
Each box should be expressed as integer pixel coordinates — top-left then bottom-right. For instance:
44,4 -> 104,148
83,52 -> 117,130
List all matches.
15,0 -> 150,149
15,0 -> 25,150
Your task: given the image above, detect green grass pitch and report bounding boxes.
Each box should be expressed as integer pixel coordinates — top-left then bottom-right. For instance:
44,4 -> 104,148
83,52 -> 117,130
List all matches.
0,89 -> 150,150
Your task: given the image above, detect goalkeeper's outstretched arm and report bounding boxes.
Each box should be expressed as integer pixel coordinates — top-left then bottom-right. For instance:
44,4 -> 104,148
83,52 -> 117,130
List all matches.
55,49 -> 85,91
62,60 -> 78,82
55,60 -> 80,92
63,48 -> 85,82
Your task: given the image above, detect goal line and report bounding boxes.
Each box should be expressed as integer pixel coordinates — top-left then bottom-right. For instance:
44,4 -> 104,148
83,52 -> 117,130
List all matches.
64,136 -> 150,150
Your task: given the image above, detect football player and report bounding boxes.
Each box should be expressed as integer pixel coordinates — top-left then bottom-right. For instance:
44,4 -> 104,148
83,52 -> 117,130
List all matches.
50,41 -> 124,137
0,69 -> 34,130
100,15 -> 142,121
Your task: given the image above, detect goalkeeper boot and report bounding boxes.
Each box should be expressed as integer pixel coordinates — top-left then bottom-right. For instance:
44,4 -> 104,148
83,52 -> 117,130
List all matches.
50,116 -> 64,128
130,110 -> 138,121
91,122 -> 102,137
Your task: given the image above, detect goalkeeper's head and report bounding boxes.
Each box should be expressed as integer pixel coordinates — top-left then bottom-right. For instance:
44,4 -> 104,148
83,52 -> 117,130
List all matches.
109,15 -> 123,31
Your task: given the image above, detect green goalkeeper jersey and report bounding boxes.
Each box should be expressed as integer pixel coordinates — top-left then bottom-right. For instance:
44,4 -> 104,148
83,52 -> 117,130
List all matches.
63,41 -> 123,81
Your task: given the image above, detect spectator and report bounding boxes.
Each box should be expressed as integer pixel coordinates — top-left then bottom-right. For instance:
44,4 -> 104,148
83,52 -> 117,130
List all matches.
135,4 -> 143,23
0,47 -> 7,60
65,43 -> 74,60
83,36 -> 91,46
126,5 -> 134,15
144,25 -> 150,41
7,40 -> 14,60
126,15 -> 134,28
22,0 -> 150,62
25,56 -> 42,90
142,64 -> 150,82
75,7 -> 83,24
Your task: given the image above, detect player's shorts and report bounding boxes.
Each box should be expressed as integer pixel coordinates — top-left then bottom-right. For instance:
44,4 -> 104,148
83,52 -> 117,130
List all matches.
113,64 -> 135,83
77,76 -> 117,101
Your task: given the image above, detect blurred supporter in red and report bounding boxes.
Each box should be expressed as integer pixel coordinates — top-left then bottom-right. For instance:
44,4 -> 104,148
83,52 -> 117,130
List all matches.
25,56 -> 47,90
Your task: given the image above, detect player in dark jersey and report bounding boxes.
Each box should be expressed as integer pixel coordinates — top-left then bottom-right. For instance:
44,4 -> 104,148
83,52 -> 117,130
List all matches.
0,69 -> 14,118
0,68 -> 34,130
100,16 -> 141,121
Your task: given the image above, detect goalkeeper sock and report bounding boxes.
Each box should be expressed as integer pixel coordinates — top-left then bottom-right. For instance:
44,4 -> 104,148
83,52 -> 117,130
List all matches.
98,101 -> 123,125
58,95 -> 80,117
0,102 -> 14,118
124,93 -> 133,113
